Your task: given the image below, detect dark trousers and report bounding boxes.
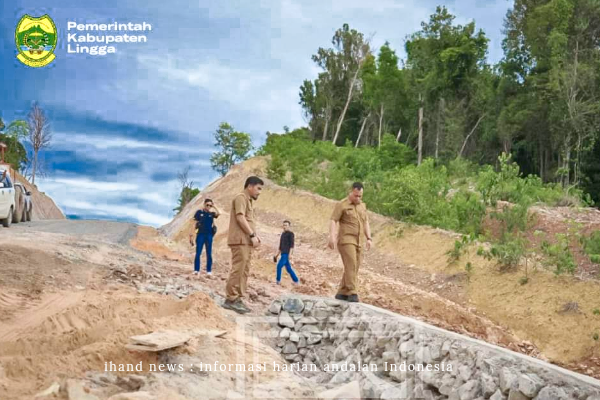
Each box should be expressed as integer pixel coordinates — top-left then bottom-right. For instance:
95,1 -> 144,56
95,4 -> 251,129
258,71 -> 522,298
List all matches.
194,233 -> 213,272
276,253 -> 299,283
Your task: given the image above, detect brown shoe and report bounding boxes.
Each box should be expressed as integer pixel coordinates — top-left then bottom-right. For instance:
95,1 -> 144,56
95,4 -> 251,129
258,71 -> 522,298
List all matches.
222,300 -> 249,314
235,299 -> 252,313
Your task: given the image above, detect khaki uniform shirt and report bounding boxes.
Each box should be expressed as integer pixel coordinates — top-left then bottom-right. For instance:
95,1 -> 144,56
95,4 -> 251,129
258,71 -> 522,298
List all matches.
331,197 -> 368,246
227,193 -> 255,246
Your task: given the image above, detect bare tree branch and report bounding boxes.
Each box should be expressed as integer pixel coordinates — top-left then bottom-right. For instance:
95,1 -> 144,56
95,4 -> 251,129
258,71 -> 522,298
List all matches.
458,113 -> 486,158
27,102 -> 52,185
177,166 -> 193,191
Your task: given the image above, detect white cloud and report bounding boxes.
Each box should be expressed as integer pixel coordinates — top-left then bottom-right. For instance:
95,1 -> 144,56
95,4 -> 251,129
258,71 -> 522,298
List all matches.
60,198 -> 171,226
138,191 -> 176,207
137,54 -> 305,132
37,176 -> 177,227
46,178 -> 139,192
52,132 -> 214,154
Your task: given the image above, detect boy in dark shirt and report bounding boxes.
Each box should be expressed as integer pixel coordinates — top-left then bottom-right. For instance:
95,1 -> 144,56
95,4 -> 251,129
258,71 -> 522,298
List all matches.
190,198 -> 220,275
274,220 -> 299,285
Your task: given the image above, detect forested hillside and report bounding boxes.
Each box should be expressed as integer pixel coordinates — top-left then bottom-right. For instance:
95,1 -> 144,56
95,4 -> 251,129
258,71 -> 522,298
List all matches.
292,1 -> 600,201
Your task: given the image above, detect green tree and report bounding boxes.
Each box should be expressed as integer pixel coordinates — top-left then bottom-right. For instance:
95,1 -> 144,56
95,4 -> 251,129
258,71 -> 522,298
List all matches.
405,6 -> 490,161
210,122 -> 253,176
363,43 -> 406,148
173,186 -> 200,214
0,117 -> 28,170
501,0 -> 600,189
173,167 -> 199,214
301,24 -> 371,145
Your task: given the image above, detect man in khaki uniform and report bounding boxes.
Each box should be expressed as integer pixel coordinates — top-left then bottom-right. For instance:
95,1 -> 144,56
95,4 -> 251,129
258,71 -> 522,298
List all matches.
222,176 -> 264,314
328,182 -> 372,302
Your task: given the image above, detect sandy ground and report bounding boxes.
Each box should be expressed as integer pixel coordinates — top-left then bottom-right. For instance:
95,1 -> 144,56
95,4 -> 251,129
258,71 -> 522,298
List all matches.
0,221 -> 316,400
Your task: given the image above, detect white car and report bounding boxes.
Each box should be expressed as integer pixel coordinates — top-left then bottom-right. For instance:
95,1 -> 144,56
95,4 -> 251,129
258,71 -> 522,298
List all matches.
14,182 -> 32,223
0,168 -> 16,227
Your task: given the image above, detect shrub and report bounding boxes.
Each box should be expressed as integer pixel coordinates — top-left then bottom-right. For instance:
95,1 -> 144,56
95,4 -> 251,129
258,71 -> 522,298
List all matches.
582,231 -> 600,257
481,235 -> 527,270
540,234 -> 577,275
260,135 -> 583,238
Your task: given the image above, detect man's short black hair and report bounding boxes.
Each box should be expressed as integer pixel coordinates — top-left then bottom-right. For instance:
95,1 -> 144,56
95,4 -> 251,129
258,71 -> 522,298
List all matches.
283,220 -> 291,225
244,176 -> 264,188
204,198 -> 213,204
352,182 -> 364,191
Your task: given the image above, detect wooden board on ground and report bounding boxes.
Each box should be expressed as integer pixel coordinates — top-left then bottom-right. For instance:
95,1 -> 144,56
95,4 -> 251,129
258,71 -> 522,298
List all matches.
128,330 -> 191,350
125,343 -> 187,352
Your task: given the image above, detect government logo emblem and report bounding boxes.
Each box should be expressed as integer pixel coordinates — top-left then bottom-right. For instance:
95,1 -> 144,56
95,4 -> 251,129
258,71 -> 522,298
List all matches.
15,14 -> 57,68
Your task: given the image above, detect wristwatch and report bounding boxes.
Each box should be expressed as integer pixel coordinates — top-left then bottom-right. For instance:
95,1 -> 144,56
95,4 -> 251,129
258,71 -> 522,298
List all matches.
249,233 -> 256,239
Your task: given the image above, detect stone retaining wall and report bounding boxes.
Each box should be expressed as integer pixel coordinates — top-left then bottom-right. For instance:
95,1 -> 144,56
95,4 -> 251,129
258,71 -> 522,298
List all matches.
266,295 -> 600,400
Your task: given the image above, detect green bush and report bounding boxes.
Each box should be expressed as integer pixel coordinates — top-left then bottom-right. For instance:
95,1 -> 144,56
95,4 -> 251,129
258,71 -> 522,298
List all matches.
481,235 -> 527,270
259,134 -> 584,237
540,234 -> 577,275
582,231 -> 600,255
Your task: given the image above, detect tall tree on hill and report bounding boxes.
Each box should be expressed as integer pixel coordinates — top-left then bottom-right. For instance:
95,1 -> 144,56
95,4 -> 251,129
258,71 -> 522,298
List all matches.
27,102 -> 52,186
329,25 -> 371,145
501,0 -> 600,186
363,42 -> 404,148
301,23 -> 371,145
210,122 -> 253,176
405,6 -> 489,160
299,74 -> 336,140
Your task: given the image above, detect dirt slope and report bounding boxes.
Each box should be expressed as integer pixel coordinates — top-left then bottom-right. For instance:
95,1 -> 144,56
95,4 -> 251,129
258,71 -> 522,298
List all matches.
161,156 -> 600,378
13,171 -> 65,220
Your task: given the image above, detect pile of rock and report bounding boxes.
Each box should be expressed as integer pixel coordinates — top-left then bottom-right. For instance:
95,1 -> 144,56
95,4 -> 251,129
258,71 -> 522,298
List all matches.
267,295 -> 600,400
267,297 -> 348,369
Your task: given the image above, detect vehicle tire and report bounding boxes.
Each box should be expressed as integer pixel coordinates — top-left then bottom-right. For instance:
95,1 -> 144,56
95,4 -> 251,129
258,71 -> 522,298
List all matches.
2,207 -> 13,227
13,191 -> 22,223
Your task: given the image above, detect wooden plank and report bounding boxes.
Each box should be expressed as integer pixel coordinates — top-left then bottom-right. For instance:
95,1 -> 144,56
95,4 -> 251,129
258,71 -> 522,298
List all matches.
125,343 -> 186,352
129,330 -> 191,348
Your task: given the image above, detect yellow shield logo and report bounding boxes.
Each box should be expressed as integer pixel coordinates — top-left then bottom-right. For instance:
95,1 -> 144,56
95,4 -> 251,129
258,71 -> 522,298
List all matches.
15,14 -> 58,68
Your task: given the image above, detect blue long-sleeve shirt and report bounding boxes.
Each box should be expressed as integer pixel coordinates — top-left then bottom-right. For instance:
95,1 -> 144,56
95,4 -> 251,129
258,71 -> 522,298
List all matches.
194,209 -> 217,234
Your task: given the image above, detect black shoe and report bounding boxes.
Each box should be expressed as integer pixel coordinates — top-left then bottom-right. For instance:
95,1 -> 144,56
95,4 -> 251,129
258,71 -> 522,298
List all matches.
335,294 -> 348,301
347,294 -> 359,303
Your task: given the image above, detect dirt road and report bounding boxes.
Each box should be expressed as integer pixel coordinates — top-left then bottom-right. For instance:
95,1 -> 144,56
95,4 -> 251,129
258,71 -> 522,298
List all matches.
6,219 -> 138,244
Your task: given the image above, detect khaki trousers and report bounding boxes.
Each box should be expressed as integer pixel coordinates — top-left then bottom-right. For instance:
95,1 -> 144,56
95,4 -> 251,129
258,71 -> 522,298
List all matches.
225,245 -> 253,302
337,243 -> 362,296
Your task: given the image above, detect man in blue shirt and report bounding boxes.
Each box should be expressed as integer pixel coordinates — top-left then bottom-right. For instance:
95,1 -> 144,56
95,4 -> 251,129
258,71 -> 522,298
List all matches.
190,198 -> 220,275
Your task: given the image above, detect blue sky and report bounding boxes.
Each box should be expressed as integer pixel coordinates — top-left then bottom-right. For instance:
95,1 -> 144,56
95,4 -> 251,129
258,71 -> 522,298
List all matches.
0,0 -> 511,227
